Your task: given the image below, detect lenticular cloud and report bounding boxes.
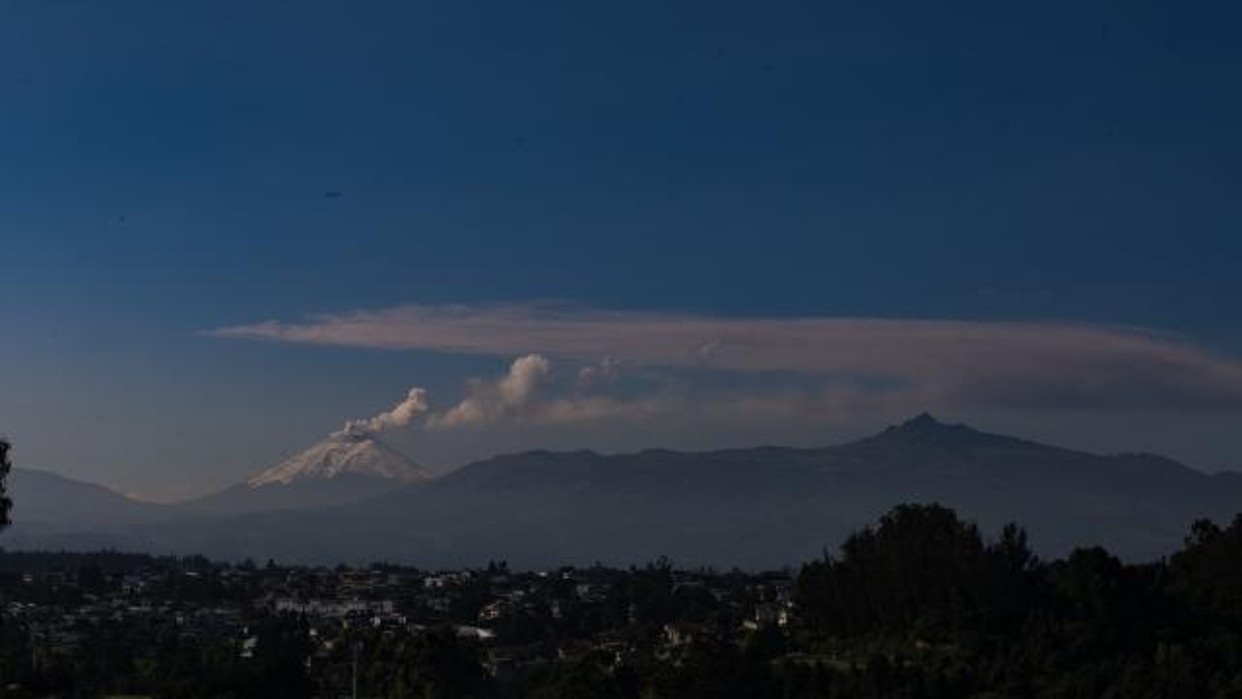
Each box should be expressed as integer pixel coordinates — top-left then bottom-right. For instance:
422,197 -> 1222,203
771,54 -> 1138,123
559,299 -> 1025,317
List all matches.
207,302 -> 1242,414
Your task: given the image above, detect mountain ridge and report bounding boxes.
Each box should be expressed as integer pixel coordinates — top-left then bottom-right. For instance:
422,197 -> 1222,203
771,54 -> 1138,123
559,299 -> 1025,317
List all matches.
4,415 -> 1239,567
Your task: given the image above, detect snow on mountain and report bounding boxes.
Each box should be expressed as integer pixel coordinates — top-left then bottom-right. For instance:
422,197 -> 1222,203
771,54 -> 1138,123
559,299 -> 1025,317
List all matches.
246,429 -> 432,488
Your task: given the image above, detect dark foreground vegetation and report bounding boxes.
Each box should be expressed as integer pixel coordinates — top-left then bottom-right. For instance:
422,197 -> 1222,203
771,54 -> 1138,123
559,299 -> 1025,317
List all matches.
3,503 -> 1242,698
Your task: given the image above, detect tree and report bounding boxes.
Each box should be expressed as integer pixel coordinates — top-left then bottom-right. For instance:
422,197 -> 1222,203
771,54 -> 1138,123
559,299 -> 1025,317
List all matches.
797,503 -> 996,637
386,627 -> 489,699
242,614 -> 314,699
0,437 -> 11,530
1170,514 -> 1242,620
796,503 -> 1044,643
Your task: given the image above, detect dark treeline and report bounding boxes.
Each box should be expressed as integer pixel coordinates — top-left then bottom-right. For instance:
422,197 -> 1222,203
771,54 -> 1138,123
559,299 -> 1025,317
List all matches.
2,503 -> 1242,698
791,505 -> 1242,698
0,550 -> 211,575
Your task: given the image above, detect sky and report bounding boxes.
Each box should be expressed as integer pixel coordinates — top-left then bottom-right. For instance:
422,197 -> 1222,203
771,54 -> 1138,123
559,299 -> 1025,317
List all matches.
1,0 -> 1240,500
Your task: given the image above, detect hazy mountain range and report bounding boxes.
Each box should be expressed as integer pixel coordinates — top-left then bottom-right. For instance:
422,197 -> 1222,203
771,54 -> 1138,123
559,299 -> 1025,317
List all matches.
4,415 -> 1239,568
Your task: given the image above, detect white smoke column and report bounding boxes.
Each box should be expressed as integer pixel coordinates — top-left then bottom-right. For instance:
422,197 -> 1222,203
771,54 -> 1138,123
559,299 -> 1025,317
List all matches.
498,354 -> 550,405
339,387 -> 430,435
429,354 -> 551,429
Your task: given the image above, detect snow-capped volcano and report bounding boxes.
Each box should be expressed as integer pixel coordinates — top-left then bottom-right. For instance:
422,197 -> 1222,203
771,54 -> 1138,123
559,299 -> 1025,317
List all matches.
246,430 -> 432,488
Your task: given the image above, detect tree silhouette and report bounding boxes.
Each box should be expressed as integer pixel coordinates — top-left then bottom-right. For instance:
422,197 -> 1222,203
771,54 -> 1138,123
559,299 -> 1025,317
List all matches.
0,437 -> 11,530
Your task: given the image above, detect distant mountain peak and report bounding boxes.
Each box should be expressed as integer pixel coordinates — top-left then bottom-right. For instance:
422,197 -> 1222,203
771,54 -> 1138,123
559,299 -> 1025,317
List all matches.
246,432 -> 432,488
868,413 -> 1018,447
883,412 -> 970,436
902,412 -> 945,429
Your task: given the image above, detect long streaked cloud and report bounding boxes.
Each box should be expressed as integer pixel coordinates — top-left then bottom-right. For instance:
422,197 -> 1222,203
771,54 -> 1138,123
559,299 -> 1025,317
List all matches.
206,302 -> 1242,412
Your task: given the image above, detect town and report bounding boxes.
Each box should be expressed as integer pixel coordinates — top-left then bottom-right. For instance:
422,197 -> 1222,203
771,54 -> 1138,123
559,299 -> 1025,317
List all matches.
5,503 -> 1242,698
0,549 -> 795,698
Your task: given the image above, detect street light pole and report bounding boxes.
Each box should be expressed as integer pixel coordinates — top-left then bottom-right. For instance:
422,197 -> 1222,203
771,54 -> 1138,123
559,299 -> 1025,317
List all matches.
352,640 -> 360,699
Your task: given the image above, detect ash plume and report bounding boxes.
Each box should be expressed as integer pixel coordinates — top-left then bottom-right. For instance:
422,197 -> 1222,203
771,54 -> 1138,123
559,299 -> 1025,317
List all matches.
337,387 -> 430,436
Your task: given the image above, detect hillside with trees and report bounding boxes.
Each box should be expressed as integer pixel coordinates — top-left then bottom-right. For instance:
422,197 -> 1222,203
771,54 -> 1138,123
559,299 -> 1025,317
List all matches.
3,503 -> 1242,698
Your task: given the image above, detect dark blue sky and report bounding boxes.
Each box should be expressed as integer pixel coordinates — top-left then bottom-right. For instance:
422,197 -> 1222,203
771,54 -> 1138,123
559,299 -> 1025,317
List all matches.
2,1 -> 1240,498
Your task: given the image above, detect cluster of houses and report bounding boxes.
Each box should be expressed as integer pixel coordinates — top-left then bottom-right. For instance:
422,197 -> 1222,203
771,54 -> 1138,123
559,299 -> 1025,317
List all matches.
1,556 -> 796,684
